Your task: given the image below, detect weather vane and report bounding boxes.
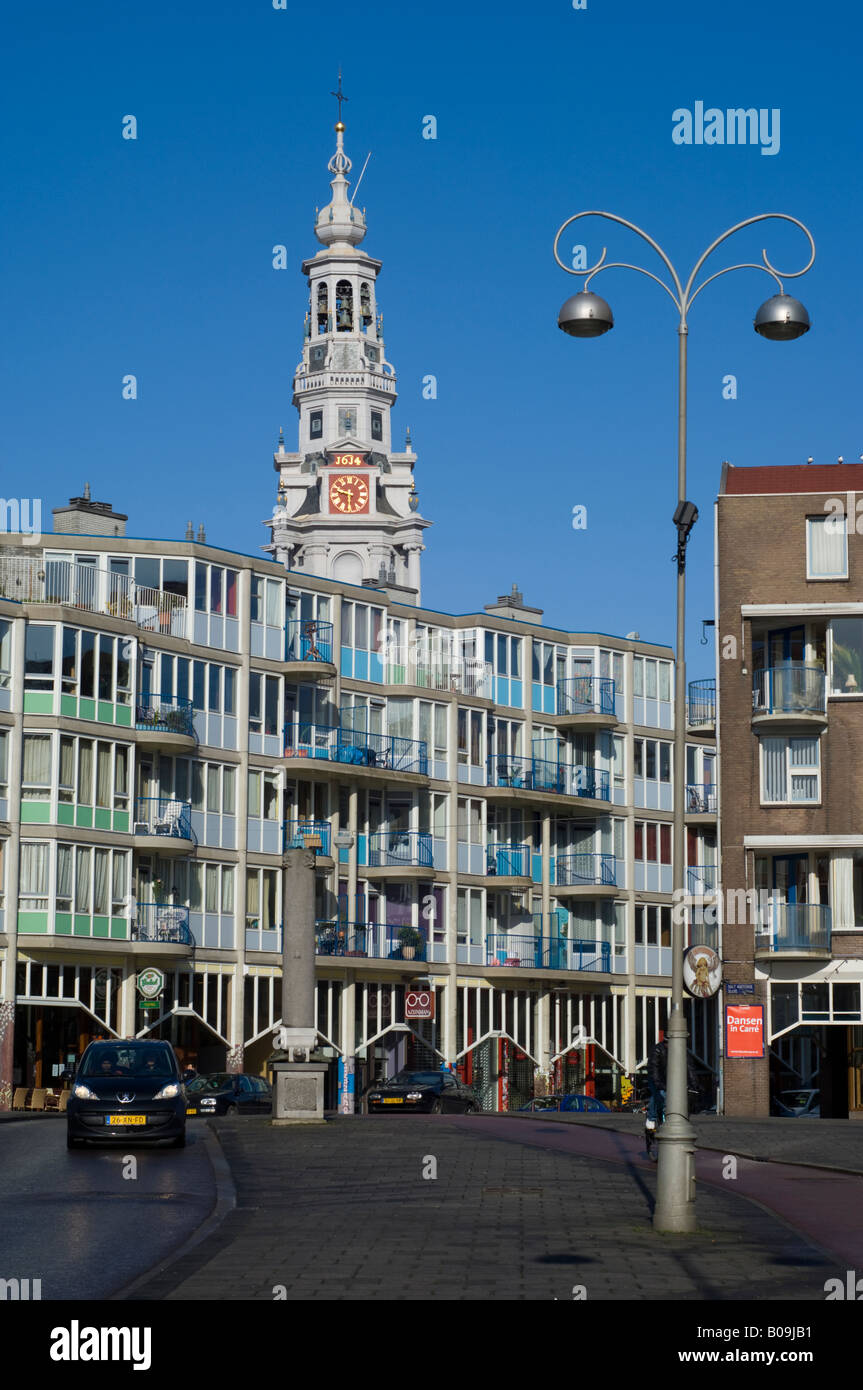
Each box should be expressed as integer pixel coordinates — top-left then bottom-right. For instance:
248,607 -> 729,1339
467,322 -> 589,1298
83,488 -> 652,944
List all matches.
331,69 -> 348,122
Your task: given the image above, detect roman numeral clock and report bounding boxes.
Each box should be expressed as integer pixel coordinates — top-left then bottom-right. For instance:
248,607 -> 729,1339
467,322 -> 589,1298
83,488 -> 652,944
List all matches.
327,452 -> 370,515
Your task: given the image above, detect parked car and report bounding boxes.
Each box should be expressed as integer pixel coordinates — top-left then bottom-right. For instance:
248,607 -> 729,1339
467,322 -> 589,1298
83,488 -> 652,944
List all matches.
518,1093 -> 612,1114
518,1095 -> 566,1112
772,1088 -> 820,1118
184,1073 -> 273,1116
367,1070 -> 478,1114
67,1040 -> 186,1149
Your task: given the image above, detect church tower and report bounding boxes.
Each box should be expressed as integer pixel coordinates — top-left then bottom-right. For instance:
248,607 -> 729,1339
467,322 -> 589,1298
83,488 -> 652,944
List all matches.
265,96 -> 431,600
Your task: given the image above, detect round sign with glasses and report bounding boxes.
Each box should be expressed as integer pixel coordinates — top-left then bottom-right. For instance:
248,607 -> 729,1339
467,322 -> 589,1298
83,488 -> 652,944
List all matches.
683,946 -> 721,999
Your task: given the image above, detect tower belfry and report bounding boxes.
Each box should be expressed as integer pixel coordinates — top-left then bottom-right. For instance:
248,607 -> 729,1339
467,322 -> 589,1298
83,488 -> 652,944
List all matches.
264,93 -> 430,600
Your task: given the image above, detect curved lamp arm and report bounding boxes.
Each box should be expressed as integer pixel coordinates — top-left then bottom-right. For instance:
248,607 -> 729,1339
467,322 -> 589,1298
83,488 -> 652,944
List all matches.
553,209 -> 816,326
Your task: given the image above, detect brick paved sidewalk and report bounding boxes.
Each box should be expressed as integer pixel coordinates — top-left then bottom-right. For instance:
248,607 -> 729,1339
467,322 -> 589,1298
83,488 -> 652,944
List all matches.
124,1116 -> 836,1302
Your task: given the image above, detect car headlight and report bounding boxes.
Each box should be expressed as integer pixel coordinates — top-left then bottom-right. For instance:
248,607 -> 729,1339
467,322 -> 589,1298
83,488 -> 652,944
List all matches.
73,1084 -> 98,1100
153,1083 -> 180,1100
200,1098 -> 217,1106
406,1092 -> 423,1100
369,1094 -> 381,1102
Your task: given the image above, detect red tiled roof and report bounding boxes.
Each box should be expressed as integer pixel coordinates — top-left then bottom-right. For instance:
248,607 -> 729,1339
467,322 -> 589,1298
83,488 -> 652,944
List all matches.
721,463 -> 863,495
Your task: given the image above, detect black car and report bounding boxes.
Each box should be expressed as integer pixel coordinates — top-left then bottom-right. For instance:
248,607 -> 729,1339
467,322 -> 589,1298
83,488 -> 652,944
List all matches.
367,1070 -> 478,1114
184,1072 -> 273,1116
67,1040 -> 186,1148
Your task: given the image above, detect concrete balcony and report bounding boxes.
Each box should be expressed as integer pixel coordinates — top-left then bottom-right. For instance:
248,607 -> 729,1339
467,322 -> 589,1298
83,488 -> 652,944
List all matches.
135,693 -> 197,750
755,903 -> 832,959
285,620 -> 336,679
554,676 -> 618,730
132,798 -> 195,855
752,665 -> 827,728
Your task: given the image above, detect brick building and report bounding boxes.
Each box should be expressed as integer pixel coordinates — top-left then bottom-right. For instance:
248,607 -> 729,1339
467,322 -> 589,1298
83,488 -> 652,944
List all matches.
717,461 -> 863,1118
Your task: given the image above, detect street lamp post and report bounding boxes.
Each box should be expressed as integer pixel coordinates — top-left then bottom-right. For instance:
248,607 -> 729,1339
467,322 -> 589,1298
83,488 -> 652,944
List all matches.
552,212 -> 815,1232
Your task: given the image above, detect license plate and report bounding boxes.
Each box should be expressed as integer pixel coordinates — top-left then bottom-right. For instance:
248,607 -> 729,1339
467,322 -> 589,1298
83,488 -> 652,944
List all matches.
105,1115 -> 146,1125
382,1097 -> 403,1104
186,1108 -> 196,1115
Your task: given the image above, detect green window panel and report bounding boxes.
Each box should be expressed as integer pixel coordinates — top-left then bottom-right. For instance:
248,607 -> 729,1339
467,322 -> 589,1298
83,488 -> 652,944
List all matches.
78,698 -> 96,721
23,692 -> 53,714
21,802 -> 50,823
97,701 -> 114,724
110,918 -> 129,940
94,808 -> 111,831
73,915 -> 91,937
92,916 -> 110,938
115,705 -> 132,727
18,911 -> 48,933
75,805 -> 93,828
60,695 -> 77,718
55,913 -> 73,935
57,804 -> 74,825
113,811 -> 130,833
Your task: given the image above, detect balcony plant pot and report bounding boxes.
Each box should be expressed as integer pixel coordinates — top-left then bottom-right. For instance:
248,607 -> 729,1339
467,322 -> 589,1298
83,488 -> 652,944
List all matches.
396,925 -> 423,960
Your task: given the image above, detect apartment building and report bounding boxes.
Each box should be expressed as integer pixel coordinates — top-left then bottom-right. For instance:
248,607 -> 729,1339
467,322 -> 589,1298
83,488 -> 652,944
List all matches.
0,110 -> 718,1111
717,461 -> 863,1118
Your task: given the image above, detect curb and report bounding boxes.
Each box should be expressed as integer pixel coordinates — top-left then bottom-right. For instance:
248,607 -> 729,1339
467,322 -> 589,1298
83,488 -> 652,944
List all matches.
109,1122 -> 237,1301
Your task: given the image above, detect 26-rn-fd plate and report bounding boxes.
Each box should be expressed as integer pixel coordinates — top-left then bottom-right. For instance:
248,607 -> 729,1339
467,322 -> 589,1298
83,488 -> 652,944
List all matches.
105,1115 -> 146,1125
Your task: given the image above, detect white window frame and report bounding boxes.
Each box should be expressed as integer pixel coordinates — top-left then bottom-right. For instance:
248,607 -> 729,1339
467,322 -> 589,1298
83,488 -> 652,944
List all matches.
806,514 -> 848,581
760,734 -> 821,805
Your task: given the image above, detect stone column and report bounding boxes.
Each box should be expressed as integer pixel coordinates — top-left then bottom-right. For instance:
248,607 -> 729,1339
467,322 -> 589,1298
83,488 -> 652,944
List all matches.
272,847 -> 326,1123
0,617 -> 25,1108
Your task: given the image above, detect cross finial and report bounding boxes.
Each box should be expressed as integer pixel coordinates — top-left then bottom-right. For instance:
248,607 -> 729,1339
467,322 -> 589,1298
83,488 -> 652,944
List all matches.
331,69 -> 348,122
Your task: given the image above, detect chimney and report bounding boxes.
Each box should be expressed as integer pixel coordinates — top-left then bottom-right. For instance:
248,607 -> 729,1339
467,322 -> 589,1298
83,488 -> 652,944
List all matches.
53,487 -> 127,537
484,582 -> 543,624
185,521 -> 195,541
196,523 -> 206,543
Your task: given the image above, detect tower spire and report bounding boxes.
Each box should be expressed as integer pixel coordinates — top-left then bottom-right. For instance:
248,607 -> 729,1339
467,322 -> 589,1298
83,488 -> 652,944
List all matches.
314,73 -> 366,248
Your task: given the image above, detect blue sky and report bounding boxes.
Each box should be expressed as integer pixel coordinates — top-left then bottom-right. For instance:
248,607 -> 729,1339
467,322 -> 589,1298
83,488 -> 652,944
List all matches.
1,0 -> 859,679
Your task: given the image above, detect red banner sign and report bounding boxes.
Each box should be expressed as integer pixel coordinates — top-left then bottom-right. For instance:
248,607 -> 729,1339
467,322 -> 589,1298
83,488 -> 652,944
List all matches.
405,989 -> 434,1020
725,1005 -> 764,1058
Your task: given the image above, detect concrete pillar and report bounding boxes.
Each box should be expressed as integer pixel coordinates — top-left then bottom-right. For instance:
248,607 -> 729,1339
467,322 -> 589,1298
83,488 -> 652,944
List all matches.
228,566 -> 252,1073
0,617 -> 25,1108
273,847 -> 326,1122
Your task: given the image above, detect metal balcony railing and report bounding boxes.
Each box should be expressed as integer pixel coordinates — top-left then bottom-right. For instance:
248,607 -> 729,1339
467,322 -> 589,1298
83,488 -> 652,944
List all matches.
133,903 -> 195,946
285,721 -> 428,775
284,820 -> 331,855
133,797 -> 194,841
485,843 -> 531,877
756,902 -> 832,954
554,852 -> 617,887
486,754 -> 610,801
687,864 -> 718,895
368,830 -> 433,867
314,921 -> 429,961
556,675 -> 616,717
135,693 -> 195,738
0,556 -> 189,638
386,657 -> 493,698
286,619 -> 334,664
685,784 -> 717,814
485,934 -> 612,972
687,678 -> 715,726
752,664 -> 826,716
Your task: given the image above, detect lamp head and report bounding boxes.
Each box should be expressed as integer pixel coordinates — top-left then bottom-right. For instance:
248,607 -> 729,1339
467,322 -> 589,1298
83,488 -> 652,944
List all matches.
558,291 -> 614,338
754,294 -> 811,341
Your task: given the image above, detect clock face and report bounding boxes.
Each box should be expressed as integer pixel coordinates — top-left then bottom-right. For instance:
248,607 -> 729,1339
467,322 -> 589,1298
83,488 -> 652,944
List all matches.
329,474 -> 370,514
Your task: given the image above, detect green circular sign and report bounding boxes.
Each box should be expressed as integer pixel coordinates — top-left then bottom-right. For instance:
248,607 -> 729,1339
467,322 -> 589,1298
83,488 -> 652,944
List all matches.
137,967 -> 165,1000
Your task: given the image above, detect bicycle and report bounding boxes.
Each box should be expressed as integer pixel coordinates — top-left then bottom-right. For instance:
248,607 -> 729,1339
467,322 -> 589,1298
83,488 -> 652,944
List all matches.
644,1090 -> 665,1159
